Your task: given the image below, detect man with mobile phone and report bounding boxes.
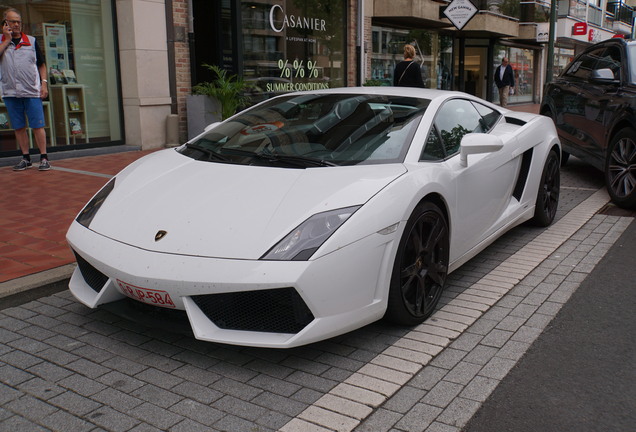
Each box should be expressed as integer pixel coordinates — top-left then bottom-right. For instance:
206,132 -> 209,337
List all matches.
0,7 -> 50,171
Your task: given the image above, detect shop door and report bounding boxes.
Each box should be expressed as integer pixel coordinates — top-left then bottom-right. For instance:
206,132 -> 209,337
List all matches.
464,47 -> 488,100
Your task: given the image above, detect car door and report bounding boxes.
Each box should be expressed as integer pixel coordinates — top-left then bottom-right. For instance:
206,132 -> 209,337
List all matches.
574,45 -> 622,165
553,45 -> 621,168
551,47 -> 604,148
424,99 -> 517,262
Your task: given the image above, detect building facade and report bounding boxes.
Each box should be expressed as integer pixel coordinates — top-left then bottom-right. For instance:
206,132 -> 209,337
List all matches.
0,0 -> 633,160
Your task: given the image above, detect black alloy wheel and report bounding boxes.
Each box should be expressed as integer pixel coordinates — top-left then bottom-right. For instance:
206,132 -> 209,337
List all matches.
605,128 -> 636,209
530,148 -> 560,227
385,202 -> 449,326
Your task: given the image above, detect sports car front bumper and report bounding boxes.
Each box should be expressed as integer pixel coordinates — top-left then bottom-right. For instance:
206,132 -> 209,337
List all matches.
66,221 -> 399,348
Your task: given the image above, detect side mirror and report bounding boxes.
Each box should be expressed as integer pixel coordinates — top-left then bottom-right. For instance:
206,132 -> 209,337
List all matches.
204,122 -> 221,132
459,133 -> 504,167
591,68 -> 617,82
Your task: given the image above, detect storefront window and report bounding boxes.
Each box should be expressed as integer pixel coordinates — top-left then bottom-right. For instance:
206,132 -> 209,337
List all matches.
0,0 -> 122,155
369,27 -> 452,90
493,45 -> 535,104
369,26 -> 408,85
242,1 -> 346,103
410,31 -> 453,90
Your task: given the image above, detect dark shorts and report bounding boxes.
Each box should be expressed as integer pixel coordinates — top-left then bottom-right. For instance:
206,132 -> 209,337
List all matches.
3,97 -> 45,130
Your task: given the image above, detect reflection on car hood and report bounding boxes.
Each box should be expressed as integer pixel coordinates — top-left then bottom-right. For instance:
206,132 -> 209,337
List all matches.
89,149 -> 406,259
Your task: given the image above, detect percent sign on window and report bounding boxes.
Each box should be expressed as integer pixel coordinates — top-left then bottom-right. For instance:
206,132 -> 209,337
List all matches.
278,59 -> 319,79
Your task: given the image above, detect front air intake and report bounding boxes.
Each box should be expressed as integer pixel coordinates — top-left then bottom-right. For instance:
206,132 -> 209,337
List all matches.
73,251 -> 109,293
192,287 -> 314,333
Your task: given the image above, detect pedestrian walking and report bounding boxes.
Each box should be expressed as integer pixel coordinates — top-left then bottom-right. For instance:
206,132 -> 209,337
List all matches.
0,7 -> 50,171
494,57 -> 515,107
394,44 -> 424,88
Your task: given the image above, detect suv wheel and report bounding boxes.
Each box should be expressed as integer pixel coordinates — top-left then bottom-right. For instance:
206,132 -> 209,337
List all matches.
605,128 -> 636,209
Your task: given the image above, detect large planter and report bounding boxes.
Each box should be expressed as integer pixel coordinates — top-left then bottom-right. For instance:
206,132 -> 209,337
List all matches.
186,95 -> 222,140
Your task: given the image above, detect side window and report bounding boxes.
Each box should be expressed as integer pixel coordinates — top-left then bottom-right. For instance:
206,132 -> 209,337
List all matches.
434,99 -> 483,156
596,46 -> 622,80
471,101 -> 501,132
421,126 -> 446,161
565,47 -> 606,80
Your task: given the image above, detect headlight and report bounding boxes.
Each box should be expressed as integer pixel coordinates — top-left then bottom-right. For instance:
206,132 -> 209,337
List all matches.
261,205 -> 361,261
76,177 -> 116,228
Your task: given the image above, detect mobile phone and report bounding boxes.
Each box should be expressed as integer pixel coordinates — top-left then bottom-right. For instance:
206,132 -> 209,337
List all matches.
1,20 -> 6,26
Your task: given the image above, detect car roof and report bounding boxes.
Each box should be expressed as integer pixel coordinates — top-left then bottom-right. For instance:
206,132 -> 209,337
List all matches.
279,86 -> 469,101
584,37 -> 632,49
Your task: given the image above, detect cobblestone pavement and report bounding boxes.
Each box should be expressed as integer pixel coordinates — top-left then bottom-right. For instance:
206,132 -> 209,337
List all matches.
1,157 -> 631,432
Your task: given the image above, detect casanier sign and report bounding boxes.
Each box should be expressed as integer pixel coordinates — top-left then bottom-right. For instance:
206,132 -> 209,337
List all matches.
269,4 -> 327,33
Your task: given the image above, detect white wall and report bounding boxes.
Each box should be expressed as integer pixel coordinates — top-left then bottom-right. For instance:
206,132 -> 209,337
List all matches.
116,0 -> 172,149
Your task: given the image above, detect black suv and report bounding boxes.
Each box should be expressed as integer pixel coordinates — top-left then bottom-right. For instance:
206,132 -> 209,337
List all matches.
541,38 -> 636,209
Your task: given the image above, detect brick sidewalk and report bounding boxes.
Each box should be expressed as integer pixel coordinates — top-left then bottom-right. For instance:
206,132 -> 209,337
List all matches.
0,151 -> 155,283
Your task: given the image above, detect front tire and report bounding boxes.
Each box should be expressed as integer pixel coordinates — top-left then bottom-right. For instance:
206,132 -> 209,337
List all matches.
385,202 -> 449,326
605,128 -> 636,209
530,148 -> 560,227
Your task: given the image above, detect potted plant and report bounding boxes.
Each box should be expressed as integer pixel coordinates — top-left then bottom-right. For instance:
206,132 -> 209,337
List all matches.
187,64 -> 251,138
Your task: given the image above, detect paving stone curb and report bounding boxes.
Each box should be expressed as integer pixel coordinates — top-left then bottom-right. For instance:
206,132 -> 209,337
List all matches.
0,265 -> 75,300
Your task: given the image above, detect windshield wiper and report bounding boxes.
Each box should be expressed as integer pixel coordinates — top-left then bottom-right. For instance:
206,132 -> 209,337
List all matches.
185,144 -> 229,162
221,147 -> 338,168
262,153 -> 338,167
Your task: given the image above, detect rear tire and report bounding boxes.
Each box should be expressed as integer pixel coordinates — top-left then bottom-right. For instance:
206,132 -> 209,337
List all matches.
605,128 -> 636,209
530,149 -> 560,227
385,202 -> 449,326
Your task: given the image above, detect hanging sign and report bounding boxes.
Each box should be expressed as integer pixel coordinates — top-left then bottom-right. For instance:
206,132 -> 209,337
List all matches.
443,0 -> 478,31
536,23 -> 549,43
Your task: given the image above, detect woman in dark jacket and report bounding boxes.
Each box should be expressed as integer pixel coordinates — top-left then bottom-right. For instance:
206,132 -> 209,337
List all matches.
394,44 -> 424,88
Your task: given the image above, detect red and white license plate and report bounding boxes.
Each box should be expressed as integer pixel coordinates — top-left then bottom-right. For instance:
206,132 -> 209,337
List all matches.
116,280 -> 176,309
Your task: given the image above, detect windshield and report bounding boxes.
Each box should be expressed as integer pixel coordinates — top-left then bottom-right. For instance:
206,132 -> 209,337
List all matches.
179,93 -> 430,167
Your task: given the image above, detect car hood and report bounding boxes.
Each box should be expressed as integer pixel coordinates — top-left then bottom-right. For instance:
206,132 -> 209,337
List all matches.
88,149 -> 406,259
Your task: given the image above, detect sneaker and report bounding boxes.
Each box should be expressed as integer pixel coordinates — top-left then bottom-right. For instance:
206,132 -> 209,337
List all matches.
38,159 -> 51,171
13,159 -> 32,171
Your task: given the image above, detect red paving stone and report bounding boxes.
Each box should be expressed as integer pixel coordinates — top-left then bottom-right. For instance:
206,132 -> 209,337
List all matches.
0,149 -> 156,283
